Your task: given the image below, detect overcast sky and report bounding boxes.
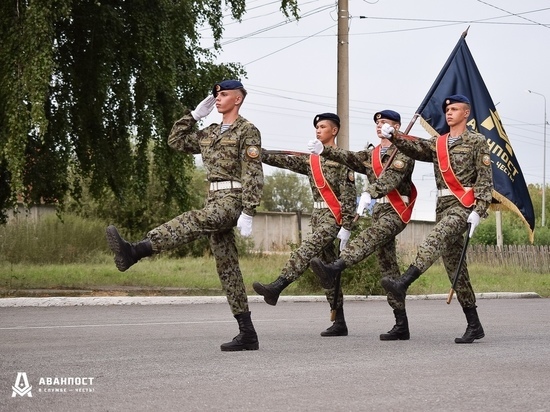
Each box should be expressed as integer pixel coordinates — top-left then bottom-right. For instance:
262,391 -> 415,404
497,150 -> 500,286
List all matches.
197,0 -> 550,221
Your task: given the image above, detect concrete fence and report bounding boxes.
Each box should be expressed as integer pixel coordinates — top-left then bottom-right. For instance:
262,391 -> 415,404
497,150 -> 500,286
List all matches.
6,205 -> 436,251
251,211 -> 436,252
5,206 -> 309,250
253,213 -> 549,272
6,204 -> 56,222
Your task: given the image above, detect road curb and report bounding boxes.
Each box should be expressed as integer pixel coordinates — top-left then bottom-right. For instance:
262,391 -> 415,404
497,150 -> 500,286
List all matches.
0,292 -> 540,307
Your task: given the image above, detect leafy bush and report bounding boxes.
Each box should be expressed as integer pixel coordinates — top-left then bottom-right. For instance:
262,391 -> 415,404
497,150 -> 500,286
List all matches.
288,216 -> 387,296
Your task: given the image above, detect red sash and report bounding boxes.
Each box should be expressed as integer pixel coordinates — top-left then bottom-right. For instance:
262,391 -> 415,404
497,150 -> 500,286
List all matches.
436,134 -> 475,207
372,146 -> 417,223
310,154 -> 342,225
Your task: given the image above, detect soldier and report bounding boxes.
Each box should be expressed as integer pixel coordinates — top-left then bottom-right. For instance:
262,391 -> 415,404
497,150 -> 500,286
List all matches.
379,94 -> 493,344
308,110 -> 418,341
253,113 -> 356,337
105,80 -> 264,352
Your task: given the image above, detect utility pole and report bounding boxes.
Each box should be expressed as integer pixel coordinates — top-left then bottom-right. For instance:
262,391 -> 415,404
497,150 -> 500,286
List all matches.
528,89 -> 547,227
496,211 -> 503,248
337,0 -> 349,150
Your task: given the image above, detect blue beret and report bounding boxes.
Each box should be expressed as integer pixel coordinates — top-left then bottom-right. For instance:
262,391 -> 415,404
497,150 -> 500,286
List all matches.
442,94 -> 471,112
373,110 -> 401,123
313,113 -> 340,128
212,80 -> 244,96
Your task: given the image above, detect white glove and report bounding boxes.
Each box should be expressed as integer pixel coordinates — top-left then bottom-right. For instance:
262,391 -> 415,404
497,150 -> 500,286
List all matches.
191,95 -> 216,121
237,212 -> 253,237
356,192 -> 372,216
337,227 -> 351,252
381,123 -> 395,139
307,139 -> 324,154
467,211 -> 480,238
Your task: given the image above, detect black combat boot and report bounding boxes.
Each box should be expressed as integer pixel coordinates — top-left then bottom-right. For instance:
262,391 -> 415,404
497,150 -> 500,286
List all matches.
455,306 -> 485,344
379,309 -> 410,341
310,258 -> 346,289
320,306 -> 348,337
105,225 -> 153,272
252,276 -> 291,306
380,265 -> 422,302
220,311 -> 259,352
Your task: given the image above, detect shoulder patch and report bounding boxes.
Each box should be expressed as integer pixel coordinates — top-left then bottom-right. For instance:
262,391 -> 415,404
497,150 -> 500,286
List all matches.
392,160 -> 405,169
246,145 -> 260,159
482,154 -> 491,166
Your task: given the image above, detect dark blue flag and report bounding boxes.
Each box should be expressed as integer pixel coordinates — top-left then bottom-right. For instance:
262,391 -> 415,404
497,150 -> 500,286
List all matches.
416,29 -> 535,242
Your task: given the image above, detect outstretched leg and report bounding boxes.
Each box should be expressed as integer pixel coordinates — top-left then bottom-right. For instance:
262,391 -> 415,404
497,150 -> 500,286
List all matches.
253,277 -> 291,306
105,225 -> 153,271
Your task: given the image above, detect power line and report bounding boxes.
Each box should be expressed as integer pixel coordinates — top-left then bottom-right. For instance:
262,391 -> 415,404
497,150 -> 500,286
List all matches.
197,0 -> 291,33
203,6 -> 550,70
246,83 -> 547,151
206,7 -> 550,41
208,4 -> 336,48
199,0 -> 326,31
244,24 -> 337,65
476,1 -> 550,28
220,0 -> 324,29
355,8 -> 550,26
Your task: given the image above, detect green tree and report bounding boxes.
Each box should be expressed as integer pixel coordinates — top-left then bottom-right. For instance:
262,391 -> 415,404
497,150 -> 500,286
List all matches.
0,0 -> 299,224
468,183 -> 550,246
260,170 -> 312,212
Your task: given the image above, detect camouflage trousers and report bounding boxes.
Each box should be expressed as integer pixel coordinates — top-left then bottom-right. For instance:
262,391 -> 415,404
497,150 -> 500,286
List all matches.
147,190 -> 249,315
340,204 -> 407,310
280,208 -> 344,309
413,197 -> 476,308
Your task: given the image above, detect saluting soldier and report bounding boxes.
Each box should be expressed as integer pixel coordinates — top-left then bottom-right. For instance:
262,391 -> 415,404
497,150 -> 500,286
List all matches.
253,113 -> 356,337
379,94 -> 493,344
105,80 -> 264,352
308,110 -> 418,341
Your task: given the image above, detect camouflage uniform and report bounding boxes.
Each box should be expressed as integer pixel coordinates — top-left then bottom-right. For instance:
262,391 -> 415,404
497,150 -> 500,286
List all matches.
262,150 -> 356,308
321,144 -> 415,310
393,128 -> 493,308
146,109 -> 263,315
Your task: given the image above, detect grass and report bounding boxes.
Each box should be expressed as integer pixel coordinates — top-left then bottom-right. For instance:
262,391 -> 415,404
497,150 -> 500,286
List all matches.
407,263 -> 549,297
1,213 -> 548,298
1,254 -> 548,298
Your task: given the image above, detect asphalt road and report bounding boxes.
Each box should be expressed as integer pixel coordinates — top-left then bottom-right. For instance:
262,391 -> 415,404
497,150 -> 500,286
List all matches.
1,295 -> 549,411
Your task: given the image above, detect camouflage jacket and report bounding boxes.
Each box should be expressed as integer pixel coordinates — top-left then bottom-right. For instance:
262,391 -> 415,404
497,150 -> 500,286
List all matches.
262,150 -> 356,231
321,144 -> 415,199
393,129 -> 493,216
168,110 -> 263,216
